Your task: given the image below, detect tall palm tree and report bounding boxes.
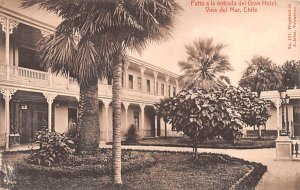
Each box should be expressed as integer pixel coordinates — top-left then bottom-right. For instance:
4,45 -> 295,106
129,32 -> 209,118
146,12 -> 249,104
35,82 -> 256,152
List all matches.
239,56 -> 282,98
178,38 -> 232,90
22,0 -> 181,187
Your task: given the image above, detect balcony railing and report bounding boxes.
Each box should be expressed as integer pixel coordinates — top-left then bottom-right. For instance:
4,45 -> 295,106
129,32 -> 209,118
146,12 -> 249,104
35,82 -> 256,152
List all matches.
0,63 -> 163,103
10,66 -> 48,81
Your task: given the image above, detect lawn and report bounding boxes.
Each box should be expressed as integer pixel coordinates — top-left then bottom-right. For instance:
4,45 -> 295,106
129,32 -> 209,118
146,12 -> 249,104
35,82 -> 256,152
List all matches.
129,137 -> 276,149
2,150 -> 266,190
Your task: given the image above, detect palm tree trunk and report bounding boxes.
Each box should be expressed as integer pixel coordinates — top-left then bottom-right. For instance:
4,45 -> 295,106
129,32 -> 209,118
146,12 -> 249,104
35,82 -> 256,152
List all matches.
78,79 -> 100,152
112,55 -> 123,187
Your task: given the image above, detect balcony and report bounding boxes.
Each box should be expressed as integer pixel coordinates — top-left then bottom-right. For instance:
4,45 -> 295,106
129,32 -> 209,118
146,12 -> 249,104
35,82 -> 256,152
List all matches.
0,63 -> 164,103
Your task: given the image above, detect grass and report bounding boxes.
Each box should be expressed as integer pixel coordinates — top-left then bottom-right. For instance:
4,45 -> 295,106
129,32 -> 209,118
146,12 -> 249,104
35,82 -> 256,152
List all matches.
129,137 -> 276,149
2,150 -> 266,190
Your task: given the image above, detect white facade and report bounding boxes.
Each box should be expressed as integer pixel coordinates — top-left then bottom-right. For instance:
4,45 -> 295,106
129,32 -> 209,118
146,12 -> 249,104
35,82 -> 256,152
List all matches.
261,89 -> 300,138
0,4 -> 183,149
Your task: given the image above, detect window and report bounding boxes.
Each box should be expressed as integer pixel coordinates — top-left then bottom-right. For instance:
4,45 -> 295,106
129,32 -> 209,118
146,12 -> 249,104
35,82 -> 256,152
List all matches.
168,85 -> 171,97
156,82 -> 158,95
161,84 -> 165,96
137,77 -> 142,90
173,87 -> 176,97
147,80 -> 151,93
129,74 -> 133,89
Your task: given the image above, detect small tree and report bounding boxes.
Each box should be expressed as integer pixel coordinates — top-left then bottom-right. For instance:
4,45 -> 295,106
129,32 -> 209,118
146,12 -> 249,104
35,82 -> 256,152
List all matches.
154,98 -> 172,138
281,60 -> 300,89
224,86 -> 271,138
160,88 -> 243,158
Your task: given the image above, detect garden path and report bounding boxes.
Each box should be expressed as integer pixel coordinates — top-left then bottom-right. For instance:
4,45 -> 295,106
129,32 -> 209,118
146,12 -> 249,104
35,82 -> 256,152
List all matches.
102,145 -> 300,190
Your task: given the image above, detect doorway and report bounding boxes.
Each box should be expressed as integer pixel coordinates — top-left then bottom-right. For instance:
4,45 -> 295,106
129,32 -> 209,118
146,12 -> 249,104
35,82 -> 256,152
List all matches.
293,106 -> 300,137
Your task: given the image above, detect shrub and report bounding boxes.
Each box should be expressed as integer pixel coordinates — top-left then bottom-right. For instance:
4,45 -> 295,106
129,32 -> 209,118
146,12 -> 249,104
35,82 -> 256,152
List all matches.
28,129 -> 75,167
125,125 -> 139,144
0,164 -> 16,189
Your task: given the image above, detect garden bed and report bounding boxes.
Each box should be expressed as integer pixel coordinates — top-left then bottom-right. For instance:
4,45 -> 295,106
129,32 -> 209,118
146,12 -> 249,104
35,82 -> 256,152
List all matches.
7,150 -> 266,190
16,149 -> 156,178
123,137 -> 275,149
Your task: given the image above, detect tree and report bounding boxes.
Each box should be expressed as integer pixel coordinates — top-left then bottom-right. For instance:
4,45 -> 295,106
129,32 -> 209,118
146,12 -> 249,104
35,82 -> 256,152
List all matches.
239,56 -> 282,97
159,88 -> 243,158
22,0 -> 182,187
281,60 -> 300,89
154,98 -> 172,138
223,86 -> 271,138
178,38 -> 233,90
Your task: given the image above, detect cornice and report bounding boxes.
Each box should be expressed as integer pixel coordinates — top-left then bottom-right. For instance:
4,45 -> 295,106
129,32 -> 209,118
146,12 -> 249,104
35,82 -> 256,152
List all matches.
0,6 -> 56,33
127,56 -> 179,79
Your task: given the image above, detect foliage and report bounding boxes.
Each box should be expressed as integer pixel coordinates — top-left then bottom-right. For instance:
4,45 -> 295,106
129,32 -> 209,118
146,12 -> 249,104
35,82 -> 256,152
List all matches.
125,125 -> 139,144
0,164 -> 16,189
178,38 -> 233,90
17,150 -> 155,179
28,128 -> 75,167
281,60 -> 300,89
155,98 -> 170,122
21,0 -> 182,185
159,88 -> 243,146
223,86 -> 271,131
239,56 -> 282,97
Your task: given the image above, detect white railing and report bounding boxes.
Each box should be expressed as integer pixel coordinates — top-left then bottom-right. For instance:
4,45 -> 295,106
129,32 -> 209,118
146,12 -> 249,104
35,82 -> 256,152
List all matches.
10,65 -> 48,81
0,64 -> 7,76
291,140 -> 300,159
0,64 -> 168,103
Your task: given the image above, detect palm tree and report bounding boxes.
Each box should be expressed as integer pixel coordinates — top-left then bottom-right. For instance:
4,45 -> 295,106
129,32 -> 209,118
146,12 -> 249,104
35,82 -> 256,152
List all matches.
239,56 -> 282,98
22,0 -> 181,187
178,38 -> 233,90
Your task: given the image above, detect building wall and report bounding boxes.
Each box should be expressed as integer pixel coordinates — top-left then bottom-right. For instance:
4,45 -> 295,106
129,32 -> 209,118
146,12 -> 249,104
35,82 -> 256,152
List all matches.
266,108 -> 278,131
54,104 -> 68,134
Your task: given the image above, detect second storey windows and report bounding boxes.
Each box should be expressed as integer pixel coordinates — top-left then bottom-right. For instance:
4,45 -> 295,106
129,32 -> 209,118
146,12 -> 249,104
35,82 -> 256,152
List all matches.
129,74 -> 133,89
146,79 -> 151,93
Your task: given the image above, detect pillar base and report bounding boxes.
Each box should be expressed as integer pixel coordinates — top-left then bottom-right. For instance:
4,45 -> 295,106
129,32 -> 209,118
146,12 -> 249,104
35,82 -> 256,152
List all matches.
275,137 -> 292,160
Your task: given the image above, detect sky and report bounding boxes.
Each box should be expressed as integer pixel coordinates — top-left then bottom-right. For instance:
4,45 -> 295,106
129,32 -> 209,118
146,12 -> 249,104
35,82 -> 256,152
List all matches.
1,0 -> 300,86
130,0 -> 300,85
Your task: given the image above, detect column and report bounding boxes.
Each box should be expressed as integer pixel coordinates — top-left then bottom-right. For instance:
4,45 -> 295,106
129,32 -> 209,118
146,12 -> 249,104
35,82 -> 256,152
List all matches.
123,102 -> 129,131
0,88 -> 16,150
103,100 -> 110,142
140,104 -> 145,138
275,99 -> 280,138
0,16 -> 19,79
154,115 -> 158,137
153,71 -> 158,95
43,93 -> 57,132
140,66 -> 145,92
165,75 -> 170,97
48,68 -> 53,87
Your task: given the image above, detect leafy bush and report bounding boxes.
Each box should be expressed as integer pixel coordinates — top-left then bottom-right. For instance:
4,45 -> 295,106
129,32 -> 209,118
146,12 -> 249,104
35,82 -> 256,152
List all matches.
28,129 -> 75,167
125,125 -> 139,144
0,164 -> 16,189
